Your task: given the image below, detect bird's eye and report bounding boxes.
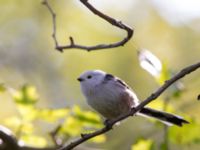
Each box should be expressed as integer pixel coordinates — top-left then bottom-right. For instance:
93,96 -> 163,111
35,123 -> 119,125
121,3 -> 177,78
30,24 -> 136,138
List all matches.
87,75 -> 92,79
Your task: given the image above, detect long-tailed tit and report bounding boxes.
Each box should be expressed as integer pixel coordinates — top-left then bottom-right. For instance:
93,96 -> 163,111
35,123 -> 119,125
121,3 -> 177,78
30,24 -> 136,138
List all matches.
78,70 -> 189,126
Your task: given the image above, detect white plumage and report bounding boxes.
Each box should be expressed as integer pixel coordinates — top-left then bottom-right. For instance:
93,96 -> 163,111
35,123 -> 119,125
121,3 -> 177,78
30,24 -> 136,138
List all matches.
78,70 -> 189,126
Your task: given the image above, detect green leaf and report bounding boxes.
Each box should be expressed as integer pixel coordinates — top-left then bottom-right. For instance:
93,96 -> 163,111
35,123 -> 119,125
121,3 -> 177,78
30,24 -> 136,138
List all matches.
157,63 -> 170,85
20,122 -> 34,134
89,134 -> 106,143
73,105 -> 102,127
20,135 -> 47,147
59,106 -> 104,142
17,104 -> 37,121
12,85 -> 38,105
169,119 -> 200,144
60,116 -> 82,136
132,139 -> 154,150
37,108 -> 69,122
147,100 -> 174,113
4,116 -> 22,132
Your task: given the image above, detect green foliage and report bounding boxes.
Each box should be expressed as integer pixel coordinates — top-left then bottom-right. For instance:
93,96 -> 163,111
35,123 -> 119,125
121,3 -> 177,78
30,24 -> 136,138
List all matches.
156,63 -> 170,85
1,84 -> 105,147
21,135 -> 48,147
169,120 -> 200,144
38,108 -> 69,123
0,1 -> 199,149
12,84 -> 38,105
138,50 -> 184,98
137,49 -> 200,149
132,139 -> 154,150
59,105 -> 105,143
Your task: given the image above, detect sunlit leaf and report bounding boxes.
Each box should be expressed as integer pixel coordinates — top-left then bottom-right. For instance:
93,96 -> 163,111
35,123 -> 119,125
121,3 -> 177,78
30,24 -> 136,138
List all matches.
132,139 -> 154,150
38,108 -> 69,122
20,122 -> 34,135
20,135 -> 47,147
156,63 -> 170,85
169,119 -> 200,144
4,116 -> 22,131
138,49 -> 162,77
89,134 -> 106,143
147,100 -> 174,113
12,85 -> 38,105
138,50 -> 184,97
60,116 -> 82,136
73,105 -> 102,127
17,104 -> 37,121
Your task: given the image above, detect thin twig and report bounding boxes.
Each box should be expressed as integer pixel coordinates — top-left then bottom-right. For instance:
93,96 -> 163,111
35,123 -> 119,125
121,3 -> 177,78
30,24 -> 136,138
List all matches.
59,61 -> 200,150
42,0 -> 60,51
42,0 -> 133,52
50,125 -> 63,147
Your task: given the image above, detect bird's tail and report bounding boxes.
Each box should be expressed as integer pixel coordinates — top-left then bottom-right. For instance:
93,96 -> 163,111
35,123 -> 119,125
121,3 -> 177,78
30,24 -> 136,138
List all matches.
138,107 -> 189,127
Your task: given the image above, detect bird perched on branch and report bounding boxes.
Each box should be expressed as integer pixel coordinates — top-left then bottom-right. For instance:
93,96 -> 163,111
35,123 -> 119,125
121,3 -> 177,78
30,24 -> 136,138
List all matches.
78,70 -> 189,126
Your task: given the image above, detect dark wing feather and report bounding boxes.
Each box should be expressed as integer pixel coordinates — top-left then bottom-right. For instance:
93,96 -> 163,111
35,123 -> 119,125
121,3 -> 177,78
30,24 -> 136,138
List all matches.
104,74 -> 130,89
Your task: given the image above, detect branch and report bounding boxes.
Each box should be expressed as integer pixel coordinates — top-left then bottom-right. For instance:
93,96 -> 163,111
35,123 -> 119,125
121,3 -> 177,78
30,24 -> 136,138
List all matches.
0,125 -> 57,150
59,61 -> 200,150
0,125 -> 19,150
42,0 -> 133,52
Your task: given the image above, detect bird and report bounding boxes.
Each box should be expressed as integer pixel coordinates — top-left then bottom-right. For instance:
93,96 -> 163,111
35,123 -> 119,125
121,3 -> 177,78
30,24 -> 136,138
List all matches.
77,70 -> 189,127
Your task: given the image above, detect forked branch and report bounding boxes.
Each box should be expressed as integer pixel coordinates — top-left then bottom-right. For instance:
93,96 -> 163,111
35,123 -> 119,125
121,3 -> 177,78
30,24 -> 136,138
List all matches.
42,0 -> 133,52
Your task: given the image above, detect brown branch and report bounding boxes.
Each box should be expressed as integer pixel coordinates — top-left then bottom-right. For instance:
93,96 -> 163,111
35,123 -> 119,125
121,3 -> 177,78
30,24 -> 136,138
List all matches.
0,125 -> 58,150
50,125 -> 63,147
0,125 -> 19,150
42,0 -> 133,52
59,61 -> 200,150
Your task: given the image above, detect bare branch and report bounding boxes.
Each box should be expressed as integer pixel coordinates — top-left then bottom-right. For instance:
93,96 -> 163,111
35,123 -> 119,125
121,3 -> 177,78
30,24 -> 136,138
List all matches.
0,125 -> 19,150
0,125 -> 57,150
50,125 -> 63,147
59,61 -> 200,150
42,0 -> 133,52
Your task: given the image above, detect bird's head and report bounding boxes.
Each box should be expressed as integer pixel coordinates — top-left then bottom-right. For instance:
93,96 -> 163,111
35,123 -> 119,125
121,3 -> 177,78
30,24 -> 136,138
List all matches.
78,70 -> 106,89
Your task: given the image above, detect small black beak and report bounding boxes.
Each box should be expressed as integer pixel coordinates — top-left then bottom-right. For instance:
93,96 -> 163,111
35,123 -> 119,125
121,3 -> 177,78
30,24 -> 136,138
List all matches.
77,77 -> 84,82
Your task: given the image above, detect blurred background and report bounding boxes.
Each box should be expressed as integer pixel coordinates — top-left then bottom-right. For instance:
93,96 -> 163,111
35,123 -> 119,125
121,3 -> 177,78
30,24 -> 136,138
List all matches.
0,0 -> 200,149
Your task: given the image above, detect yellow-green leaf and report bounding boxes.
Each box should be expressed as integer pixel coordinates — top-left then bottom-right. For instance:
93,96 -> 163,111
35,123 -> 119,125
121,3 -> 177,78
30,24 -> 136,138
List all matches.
157,63 -> 170,85
20,122 -> 34,134
4,116 -> 22,132
20,135 -> 47,147
38,108 -> 69,122
73,105 -> 102,127
147,100 -> 174,113
89,134 -> 106,143
169,119 -> 200,144
60,116 -> 82,136
132,139 -> 153,150
17,104 -> 37,121
12,85 -> 38,105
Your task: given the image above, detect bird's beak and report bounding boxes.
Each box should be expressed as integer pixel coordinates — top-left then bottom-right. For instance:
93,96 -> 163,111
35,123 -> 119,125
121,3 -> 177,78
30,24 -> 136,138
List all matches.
77,77 -> 84,82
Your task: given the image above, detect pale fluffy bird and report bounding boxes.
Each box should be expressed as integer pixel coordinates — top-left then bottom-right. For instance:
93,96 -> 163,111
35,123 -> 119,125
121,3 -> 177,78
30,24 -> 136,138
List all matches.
78,70 -> 189,126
